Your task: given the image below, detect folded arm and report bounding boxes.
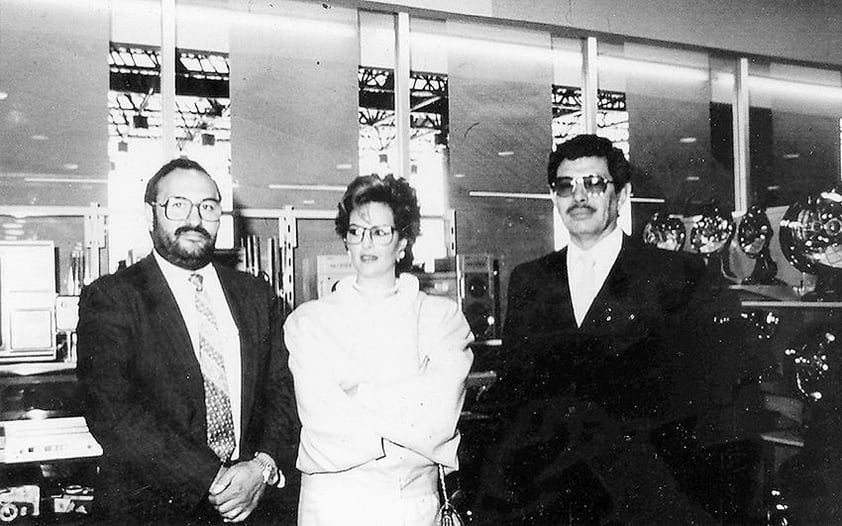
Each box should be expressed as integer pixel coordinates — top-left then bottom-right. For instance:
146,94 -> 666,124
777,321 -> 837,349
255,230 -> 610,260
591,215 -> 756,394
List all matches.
285,309 -> 386,473
356,298 -> 474,467
285,298 -> 474,473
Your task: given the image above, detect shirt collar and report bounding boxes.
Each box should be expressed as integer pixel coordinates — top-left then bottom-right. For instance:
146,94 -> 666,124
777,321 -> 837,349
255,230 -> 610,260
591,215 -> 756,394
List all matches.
567,226 -> 623,270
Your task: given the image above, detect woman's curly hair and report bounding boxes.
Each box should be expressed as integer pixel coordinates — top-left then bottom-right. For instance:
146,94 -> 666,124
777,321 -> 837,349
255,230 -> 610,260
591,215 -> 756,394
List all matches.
335,174 -> 422,272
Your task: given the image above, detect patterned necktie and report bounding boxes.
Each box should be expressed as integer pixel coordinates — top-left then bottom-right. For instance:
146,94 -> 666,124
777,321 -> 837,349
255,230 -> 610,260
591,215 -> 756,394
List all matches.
189,273 -> 236,462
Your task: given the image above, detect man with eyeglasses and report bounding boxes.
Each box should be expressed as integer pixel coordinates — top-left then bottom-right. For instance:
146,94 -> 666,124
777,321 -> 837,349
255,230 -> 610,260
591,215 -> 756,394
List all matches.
76,158 -> 299,524
476,135 -> 731,524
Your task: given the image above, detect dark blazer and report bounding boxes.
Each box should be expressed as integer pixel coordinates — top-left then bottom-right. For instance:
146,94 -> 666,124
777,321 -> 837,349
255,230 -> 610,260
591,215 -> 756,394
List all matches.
476,236 -> 734,525
76,255 -> 299,524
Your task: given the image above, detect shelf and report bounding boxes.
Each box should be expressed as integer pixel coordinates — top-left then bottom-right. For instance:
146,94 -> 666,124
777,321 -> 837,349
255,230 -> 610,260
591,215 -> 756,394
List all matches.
730,284 -> 801,301
741,300 -> 842,309
732,284 -> 842,308
0,363 -> 76,377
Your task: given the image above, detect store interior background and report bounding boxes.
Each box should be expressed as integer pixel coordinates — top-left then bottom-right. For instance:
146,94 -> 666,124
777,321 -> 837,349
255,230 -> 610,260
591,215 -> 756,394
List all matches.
1,0 -> 840,313
1,0 -> 842,520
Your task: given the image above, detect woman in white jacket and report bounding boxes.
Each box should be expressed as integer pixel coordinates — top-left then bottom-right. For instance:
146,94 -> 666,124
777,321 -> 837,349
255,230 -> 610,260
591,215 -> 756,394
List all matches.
284,174 -> 474,526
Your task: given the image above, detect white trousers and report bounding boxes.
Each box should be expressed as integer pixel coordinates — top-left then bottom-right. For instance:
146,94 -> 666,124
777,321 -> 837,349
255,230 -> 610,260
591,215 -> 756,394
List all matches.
297,469 -> 439,526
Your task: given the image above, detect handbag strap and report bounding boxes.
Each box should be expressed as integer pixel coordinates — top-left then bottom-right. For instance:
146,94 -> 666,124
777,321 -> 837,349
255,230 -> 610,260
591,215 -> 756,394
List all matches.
438,464 -> 450,506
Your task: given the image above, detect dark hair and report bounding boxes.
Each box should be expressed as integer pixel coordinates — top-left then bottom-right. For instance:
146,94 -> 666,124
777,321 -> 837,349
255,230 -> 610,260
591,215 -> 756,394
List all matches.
547,134 -> 631,190
144,157 -> 219,204
335,175 -> 422,271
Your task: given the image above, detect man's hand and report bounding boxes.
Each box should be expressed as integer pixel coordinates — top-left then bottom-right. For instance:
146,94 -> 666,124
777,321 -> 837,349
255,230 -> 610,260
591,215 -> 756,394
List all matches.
208,461 -> 266,523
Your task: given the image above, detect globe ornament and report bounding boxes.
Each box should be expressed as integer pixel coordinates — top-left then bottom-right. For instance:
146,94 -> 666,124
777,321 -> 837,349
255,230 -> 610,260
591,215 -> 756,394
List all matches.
689,204 -> 737,280
642,212 -> 686,252
737,205 -> 784,285
779,188 -> 842,300
784,326 -> 841,403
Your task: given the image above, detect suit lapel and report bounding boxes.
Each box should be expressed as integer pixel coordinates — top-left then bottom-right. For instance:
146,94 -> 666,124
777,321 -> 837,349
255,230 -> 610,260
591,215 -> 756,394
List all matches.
547,249 -> 578,329
580,236 -> 633,330
139,256 -> 203,379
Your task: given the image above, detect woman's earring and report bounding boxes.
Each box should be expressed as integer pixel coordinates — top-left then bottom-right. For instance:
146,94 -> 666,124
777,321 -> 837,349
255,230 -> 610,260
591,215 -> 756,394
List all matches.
398,250 -> 406,262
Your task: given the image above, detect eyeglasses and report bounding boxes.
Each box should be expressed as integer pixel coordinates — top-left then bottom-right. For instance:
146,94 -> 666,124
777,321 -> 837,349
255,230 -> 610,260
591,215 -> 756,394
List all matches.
550,175 -> 614,197
345,224 -> 396,245
151,196 -> 223,221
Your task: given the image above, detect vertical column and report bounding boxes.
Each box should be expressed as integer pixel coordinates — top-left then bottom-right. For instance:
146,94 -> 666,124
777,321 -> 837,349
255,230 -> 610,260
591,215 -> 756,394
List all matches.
733,57 -> 750,212
394,11 -> 411,180
581,36 -> 598,134
279,207 -> 296,313
161,0 -> 177,161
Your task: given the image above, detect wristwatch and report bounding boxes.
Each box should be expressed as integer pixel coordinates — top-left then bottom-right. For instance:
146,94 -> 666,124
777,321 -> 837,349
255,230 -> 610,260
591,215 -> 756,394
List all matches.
251,452 -> 282,487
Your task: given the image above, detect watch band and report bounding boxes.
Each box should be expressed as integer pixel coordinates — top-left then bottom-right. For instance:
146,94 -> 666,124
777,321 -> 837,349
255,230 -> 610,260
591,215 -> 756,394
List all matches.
252,452 -> 280,486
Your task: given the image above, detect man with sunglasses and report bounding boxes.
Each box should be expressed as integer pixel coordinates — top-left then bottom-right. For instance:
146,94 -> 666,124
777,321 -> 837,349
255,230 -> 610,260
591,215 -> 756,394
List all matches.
477,135 -> 730,524
76,158 -> 299,524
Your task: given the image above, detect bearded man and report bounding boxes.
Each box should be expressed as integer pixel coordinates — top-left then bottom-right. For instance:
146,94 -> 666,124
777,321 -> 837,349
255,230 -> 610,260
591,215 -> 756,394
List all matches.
76,158 -> 299,525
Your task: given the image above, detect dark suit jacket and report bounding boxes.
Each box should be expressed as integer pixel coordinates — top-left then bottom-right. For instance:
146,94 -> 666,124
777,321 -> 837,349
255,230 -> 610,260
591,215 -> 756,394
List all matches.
76,255 -> 299,524
476,236 -> 735,525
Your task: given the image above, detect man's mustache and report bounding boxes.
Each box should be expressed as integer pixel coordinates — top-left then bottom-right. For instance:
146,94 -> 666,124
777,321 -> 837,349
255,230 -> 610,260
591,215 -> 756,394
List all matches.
566,204 -> 595,214
175,226 -> 212,239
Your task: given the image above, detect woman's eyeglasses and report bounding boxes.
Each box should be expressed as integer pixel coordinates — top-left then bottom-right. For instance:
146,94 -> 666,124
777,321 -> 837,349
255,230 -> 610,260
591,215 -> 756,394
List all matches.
550,175 -> 614,197
345,225 -> 396,245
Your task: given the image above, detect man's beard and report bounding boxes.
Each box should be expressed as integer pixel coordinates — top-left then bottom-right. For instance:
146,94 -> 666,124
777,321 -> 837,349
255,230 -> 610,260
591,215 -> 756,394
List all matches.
152,222 -> 216,271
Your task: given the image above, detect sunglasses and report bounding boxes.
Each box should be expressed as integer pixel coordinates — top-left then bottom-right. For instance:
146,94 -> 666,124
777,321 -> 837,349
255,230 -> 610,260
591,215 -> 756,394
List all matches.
550,175 -> 614,197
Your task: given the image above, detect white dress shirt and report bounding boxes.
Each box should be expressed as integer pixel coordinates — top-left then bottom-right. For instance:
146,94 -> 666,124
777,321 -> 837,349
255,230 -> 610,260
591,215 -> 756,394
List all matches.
153,250 -> 243,458
567,227 -> 623,327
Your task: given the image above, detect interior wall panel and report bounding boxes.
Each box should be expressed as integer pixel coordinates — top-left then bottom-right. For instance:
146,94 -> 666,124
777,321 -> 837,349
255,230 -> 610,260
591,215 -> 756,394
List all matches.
446,21 -> 555,321
0,0 -> 109,206
229,0 -> 360,210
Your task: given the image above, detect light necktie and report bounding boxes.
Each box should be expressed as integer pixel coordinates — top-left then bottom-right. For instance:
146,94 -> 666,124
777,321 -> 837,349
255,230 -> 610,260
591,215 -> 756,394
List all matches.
189,273 -> 236,462
573,253 -> 597,327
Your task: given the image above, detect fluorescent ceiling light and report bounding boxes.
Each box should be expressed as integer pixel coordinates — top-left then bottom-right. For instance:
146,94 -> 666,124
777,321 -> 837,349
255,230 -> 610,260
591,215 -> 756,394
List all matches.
0,92 -> 8,101
24,177 -> 107,184
599,56 -> 709,82
749,75 -> 842,99
411,32 -> 551,64
267,184 -> 345,192
497,151 -> 514,157
469,191 -> 551,200
179,4 -> 356,38
679,137 -> 697,144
